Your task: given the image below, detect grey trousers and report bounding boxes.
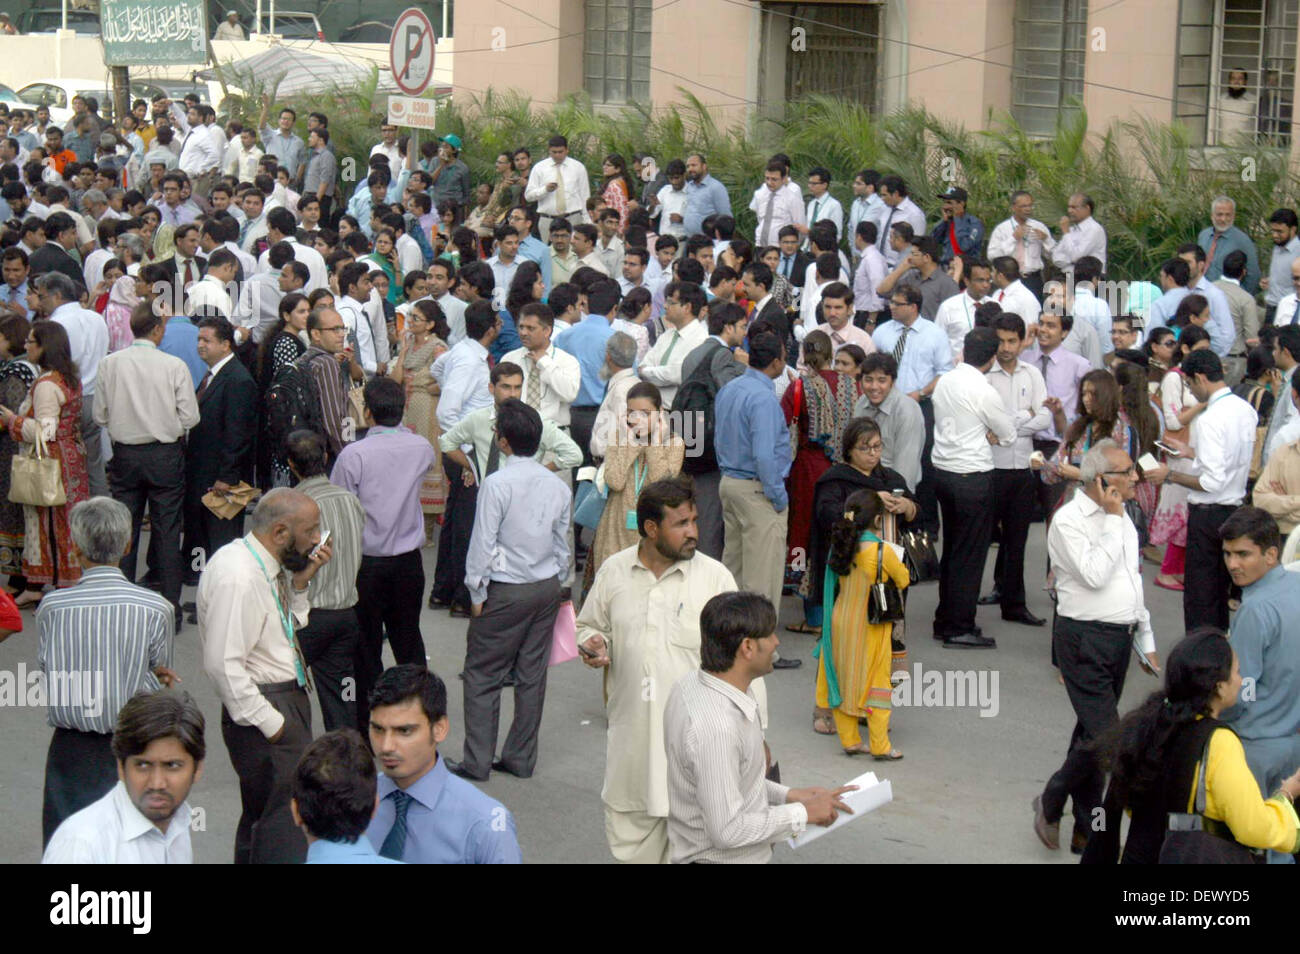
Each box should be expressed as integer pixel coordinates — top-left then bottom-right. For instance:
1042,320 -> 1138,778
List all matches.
81,400 -> 108,498
461,578 -> 561,778
689,468 -> 724,561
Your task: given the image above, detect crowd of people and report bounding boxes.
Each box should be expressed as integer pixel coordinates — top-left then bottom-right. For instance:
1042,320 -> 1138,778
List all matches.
1,96 -> 1298,864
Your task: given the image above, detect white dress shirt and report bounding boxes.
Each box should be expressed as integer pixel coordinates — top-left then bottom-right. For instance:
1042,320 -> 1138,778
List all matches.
1050,214 -> 1107,271
1193,275 -> 1236,358
847,193 -> 887,249
638,317 -> 708,408
995,279 -> 1042,330
653,184 -> 690,239
986,216 -> 1056,274
750,183 -> 806,247
934,291 -> 994,361
336,295 -> 377,373
797,267 -> 850,336
1186,386 -> 1257,506
223,240 -> 257,279
177,124 -> 222,177
257,239 -> 327,293
874,197 -> 928,267
433,337 -> 492,431
49,301 -> 109,397
42,781 -> 192,864
395,232 -> 424,276
1071,286 -> 1113,354
234,270 -> 283,343
1047,489 -> 1155,654
185,273 -> 234,317
523,156 -> 592,218
501,343 -> 582,426
438,292 -> 468,345
930,361 -> 1016,473
985,359 -> 1050,469
804,193 -> 844,242
852,245 -> 888,313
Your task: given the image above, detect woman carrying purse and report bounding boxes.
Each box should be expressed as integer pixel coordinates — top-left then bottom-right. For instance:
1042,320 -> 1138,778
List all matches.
812,489 -> 910,759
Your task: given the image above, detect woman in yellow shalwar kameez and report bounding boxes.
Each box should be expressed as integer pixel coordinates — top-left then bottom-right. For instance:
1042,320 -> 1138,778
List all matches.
813,489 -> 910,759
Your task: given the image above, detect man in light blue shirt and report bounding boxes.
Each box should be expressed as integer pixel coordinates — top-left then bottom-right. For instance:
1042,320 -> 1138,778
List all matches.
1265,209 -> 1300,322
260,103 -> 306,185
1142,258 -> 1193,341
555,279 -> 618,465
1180,242 -> 1236,357
366,665 -> 521,863
682,153 -> 731,237
1217,507 -> 1300,858
714,330 -> 792,621
455,400 -> 570,781
508,205 -> 553,295
294,730 -> 403,864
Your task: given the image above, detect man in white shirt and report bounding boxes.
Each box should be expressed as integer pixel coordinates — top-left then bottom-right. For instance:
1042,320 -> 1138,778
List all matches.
873,175 -> 927,268
663,591 -> 848,864
256,208 -> 327,292
850,221 -> 888,323
1217,69 -> 1258,143
750,161 -> 805,248
370,123 -> 402,171
985,190 -> 1055,299
502,302 -> 581,429
929,327 -> 1016,649
1064,256 -> 1112,356
595,208 -> 625,279
797,250 -> 849,339
846,169 -> 887,268
38,272 -> 109,495
983,314 -> 1051,626
335,261 -> 381,375
799,166 -> 843,246
807,282 -> 875,363
185,247 -> 237,317
652,159 -> 689,240
226,127 -> 263,181
1050,193 -> 1107,273
1033,440 -> 1160,855
177,106 -> 222,182
42,690 -> 205,864
572,223 -> 610,277
524,134 -> 591,241
639,280 -> 708,408
429,259 -> 467,345
618,247 -> 650,298
934,256 -> 994,361
1145,349 -> 1257,632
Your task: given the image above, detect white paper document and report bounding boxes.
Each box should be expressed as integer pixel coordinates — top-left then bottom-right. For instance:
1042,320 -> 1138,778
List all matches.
787,770 -> 893,849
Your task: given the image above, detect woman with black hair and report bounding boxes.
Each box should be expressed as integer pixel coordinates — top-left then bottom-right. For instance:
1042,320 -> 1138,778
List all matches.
1083,628 -> 1300,863
812,488 -> 910,759
496,260 -> 544,362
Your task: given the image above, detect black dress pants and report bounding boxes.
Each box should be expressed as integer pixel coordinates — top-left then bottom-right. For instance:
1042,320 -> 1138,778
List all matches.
988,468 -> 1036,613
933,469 -> 995,638
916,398 -> 940,536
111,441 -> 186,613
298,606 -> 360,731
1041,616 -> 1133,837
42,727 -> 117,847
1185,502 -> 1236,633
569,405 -> 599,470
221,683 -> 311,864
431,457 -> 476,608
355,549 -> 426,732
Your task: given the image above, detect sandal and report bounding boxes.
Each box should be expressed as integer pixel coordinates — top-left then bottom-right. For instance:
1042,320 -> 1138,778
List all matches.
848,746 -> 903,760
785,621 -> 820,635
812,708 -> 835,735
14,590 -> 42,609
1154,575 -> 1184,592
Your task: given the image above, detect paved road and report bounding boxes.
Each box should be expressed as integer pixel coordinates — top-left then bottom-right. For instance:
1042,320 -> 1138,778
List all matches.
0,530 -> 1187,864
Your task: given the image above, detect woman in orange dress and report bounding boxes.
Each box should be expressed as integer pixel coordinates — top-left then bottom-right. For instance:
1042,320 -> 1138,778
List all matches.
388,299 -> 450,543
0,321 -> 89,605
600,154 -> 637,234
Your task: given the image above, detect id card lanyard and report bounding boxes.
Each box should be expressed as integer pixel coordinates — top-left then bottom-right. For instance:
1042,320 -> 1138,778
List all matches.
242,540 -> 312,690
625,458 -> 648,530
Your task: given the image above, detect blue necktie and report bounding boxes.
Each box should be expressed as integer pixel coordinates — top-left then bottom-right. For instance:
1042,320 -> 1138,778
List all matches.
378,790 -> 412,860
781,255 -> 792,278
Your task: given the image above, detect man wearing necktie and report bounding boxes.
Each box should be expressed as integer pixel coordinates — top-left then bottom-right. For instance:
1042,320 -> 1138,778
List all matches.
0,247 -> 28,317
749,163 -> 803,248
365,665 -> 521,863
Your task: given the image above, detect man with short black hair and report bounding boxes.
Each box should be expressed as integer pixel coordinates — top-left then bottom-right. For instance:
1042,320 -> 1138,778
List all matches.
874,175 -> 927,267
934,256 -> 995,360
1264,208 -> 1299,324
1216,248 -> 1261,386
555,277 -> 619,465
365,665 -> 521,862
930,186 -> 985,265
293,729 -> 399,864
525,134 -> 590,240
1050,193 -> 1106,273
453,399 -> 570,781
42,689 -> 204,863
800,166 -> 843,246
332,376 -> 437,734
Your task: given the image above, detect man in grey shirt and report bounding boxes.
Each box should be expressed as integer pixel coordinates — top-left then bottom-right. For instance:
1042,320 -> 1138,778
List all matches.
853,352 -> 924,492
258,99 -> 306,185
302,128 -> 338,222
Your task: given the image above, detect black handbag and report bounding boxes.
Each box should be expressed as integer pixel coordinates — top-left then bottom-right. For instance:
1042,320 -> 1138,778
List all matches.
867,543 -> 906,624
1158,734 -> 1262,865
899,529 -> 939,584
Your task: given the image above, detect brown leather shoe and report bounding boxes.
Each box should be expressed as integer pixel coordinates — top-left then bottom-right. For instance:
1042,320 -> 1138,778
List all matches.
1032,795 -> 1060,849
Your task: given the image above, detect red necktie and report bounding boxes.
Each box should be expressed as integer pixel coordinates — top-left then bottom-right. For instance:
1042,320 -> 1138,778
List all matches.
183,260 -> 194,287
998,290 -> 1005,302
1206,233 -> 1220,268
948,220 -> 961,258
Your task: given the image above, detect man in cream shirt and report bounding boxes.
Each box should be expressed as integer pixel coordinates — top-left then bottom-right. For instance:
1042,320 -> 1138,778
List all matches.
638,280 -> 708,408
524,134 -> 591,240
577,476 -> 768,864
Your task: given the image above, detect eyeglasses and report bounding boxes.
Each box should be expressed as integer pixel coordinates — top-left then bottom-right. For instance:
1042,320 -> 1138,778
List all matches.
1103,467 -> 1137,478
859,442 -> 884,453
317,325 -> 346,333
889,300 -> 912,308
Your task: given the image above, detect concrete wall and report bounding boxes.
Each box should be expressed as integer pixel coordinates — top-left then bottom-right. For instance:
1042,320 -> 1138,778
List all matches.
1083,0 -> 1180,130
452,0 -> 583,107
904,0 -> 1014,130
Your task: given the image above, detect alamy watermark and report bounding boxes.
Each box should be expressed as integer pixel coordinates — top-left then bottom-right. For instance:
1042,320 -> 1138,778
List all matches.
0,664 -> 105,719
891,664 -> 1000,718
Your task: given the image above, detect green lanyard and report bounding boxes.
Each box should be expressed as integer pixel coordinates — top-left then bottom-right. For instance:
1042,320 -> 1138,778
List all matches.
242,540 -> 308,688
625,458 -> 648,530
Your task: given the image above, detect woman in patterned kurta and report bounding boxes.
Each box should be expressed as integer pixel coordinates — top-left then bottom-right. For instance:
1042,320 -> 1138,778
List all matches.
257,293 -> 309,488
586,383 -> 685,587
0,321 -> 89,604
0,315 -> 35,589
388,300 -> 449,541
813,489 -> 910,758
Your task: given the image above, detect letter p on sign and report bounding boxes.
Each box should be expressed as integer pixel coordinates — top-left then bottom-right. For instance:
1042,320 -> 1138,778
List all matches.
390,8 -> 436,97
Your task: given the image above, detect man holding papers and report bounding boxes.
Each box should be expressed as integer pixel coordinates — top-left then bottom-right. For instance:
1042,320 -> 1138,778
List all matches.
663,591 -> 854,863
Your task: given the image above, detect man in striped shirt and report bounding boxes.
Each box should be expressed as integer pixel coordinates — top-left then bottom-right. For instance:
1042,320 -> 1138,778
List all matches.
288,429 -> 364,732
38,497 -> 176,847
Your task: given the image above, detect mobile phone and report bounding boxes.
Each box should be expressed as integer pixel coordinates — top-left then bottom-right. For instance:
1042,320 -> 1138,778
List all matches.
1154,440 -> 1181,457
309,529 -> 330,559
891,488 -> 907,496
577,642 -> 597,659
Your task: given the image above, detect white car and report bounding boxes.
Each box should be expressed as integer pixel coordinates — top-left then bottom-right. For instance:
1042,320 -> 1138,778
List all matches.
15,78 -> 118,127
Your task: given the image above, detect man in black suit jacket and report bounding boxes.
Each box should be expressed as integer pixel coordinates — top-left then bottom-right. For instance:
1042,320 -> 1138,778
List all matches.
774,225 -> 813,289
741,260 -> 792,357
199,218 -> 244,285
158,222 -> 207,313
27,212 -> 84,287
184,315 -> 258,584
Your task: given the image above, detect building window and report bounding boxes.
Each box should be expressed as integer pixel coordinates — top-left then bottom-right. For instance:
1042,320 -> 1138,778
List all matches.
1010,0 -> 1087,137
1177,0 -> 1297,146
762,3 -> 883,107
584,0 -> 652,105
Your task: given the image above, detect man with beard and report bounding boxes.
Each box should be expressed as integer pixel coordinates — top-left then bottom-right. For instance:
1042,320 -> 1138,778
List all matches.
1218,69 -> 1258,143
576,476 -> 746,864
1263,208 -> 1299,325
198,487 -> 333,864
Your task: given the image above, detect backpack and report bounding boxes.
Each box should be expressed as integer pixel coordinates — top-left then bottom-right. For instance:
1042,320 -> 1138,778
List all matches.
673,340 -> 724,474
265,354 -> 325,456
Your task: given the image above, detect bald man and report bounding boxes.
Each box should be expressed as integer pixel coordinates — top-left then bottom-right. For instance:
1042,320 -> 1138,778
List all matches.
198,488 -> 333,864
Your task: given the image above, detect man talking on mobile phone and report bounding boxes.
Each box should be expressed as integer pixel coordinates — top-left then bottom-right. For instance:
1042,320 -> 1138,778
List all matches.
1032,439 -> 1162,857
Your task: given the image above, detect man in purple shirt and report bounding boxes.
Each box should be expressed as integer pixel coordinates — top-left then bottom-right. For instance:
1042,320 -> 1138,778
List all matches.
331,376 -> 437,731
